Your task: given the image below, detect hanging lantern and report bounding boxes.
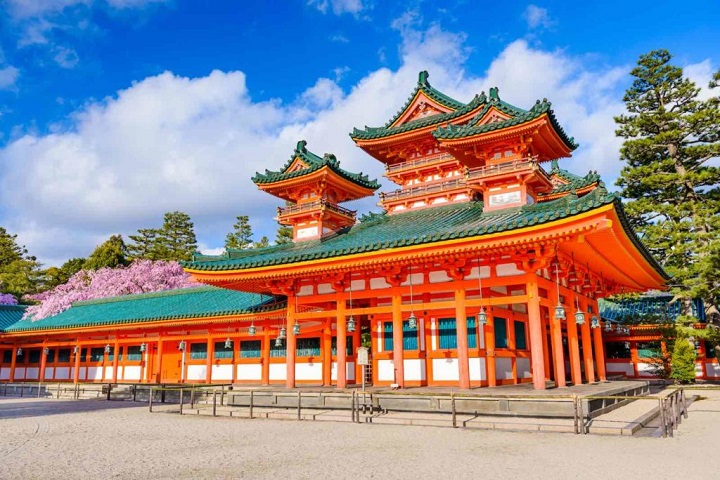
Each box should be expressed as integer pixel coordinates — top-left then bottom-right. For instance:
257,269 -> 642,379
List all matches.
248,323 -> 256,336
581,276 -> 593,291
224,337 -> 232,349
574,309 -> 585,325
104,344 -> 111,354
43,347 -> 50,356
73,346 -> 79,355
590,316 -> 600,329
278,326 -> 287,340
477,307 -> 487,326
567,268 -> 580,285
615,323 -> 623,334
292,321 -> 300,336
140,342 -> 147,353
347,315 -> 356,333
178,340 -> 186,351
274,336 -> 283,347
16,348 -> 22,357
624,327 -> 631,336
554,304 -> 566,320
605,321 -> 613,332
407,313 -> 417,329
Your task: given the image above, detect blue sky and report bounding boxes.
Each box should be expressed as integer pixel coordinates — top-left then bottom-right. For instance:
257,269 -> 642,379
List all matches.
0,0 -> 718,266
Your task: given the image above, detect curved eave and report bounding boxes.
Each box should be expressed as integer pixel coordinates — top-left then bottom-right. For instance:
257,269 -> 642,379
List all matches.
255,165 -> 379,198
185,203 -> 617,284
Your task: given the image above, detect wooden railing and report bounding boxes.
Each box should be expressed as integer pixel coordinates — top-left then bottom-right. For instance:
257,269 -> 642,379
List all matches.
465,156 -> 542,181
385,153 -> 455,174
380,177 -> 468,202
277,200 -> 356,219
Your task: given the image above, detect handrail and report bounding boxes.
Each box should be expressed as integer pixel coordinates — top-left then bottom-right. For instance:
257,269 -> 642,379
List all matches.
386,153 -> 456,174
277,199 -> 356,218
466,156 -> 542,180
380,177 -> 467,202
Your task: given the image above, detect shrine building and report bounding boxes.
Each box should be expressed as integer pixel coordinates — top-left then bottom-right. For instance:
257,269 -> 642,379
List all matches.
0,71 -> 685,389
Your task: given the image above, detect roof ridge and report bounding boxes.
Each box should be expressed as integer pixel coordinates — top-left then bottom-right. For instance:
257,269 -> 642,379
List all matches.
73,285 -> 214,307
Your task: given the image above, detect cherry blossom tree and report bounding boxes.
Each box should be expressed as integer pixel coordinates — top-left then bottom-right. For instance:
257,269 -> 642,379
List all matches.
25,259 -> 197,320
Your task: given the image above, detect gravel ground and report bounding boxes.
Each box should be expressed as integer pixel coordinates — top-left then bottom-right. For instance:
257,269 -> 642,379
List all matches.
1,391 -> 719,480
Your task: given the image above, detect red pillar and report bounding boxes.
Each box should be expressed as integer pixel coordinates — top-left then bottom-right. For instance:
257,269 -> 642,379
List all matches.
322,319 -> 332,386
285,294 -> 297,388
112,341 -> 120,383
593,300 -> 607,381
566,305 -> 583,386
155,340 -> 163,384
549,287 -> 566,388
580,299 -> 596,383
455,287 -> 470,389
39,345 -> 48,382
336,295 -> 348,389
73,346 -> 81,383
9,345 -> 18,382
392,287 -> 405,388
527,280 -> 547,390
261,329 -> 270,385
206,336 -> 213,384
485,314 -> 496,387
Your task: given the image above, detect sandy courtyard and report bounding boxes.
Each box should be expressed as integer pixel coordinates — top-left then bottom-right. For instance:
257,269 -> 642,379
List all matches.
1,391 -> 719,479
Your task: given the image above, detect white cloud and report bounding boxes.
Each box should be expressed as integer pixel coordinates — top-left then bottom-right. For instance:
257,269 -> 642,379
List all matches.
52,46 -> 80,68
308,0 -> 366,16
685,59 -> 717,100
523,5 -> 555,30
0,24 -> 636,265
0,66 -> 20,89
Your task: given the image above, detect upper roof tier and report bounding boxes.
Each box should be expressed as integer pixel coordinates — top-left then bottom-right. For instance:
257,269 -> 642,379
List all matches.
350,71 -> 578,166
252,140 -> 380,202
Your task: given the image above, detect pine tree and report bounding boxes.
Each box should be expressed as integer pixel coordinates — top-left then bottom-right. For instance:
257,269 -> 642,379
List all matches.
669,334 -> 697,383
43,258 -> 86,290
255,236 -> 270,248
615,50 -> 720,315
275,225 -> 293,245
83,235 -> 129,270
0,227 -> 42,298
127,228 -> 160,260
155,212 -> 198,261
225,215 -> 253,250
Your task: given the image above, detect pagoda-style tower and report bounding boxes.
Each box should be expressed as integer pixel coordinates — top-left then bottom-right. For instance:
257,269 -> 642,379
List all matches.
351,72 -> 578,213
252,141 -> 379,242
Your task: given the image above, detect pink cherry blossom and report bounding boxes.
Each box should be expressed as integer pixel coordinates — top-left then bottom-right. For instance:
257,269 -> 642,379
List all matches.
0,293 -> 18,305
25,259 -> 197,320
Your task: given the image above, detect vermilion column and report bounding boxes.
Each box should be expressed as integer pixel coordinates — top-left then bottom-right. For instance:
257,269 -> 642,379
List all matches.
391,288 -> 405,388
455,287 -> 470,389
112,341 -> 120,383
580,299 -> 596,383
285,294 -> 297,388
9,345 -> 18,382
592,300 -> 607,381
548,287 -> 566,387
39,345 -> 48,382
336,295 -> 348,389
542,313 -> 552,381
155,340 -> 164,384
73,346 -> 81,383
261,329 -> 271,385
322,320 -> 332,386
527,280 -> 547,390
485,315 -> 496,387
566,301 -> 583,385
206,336 -> 214,384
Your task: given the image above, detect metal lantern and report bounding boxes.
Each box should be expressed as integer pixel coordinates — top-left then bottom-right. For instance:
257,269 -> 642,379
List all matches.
104,344 -> 111,354
567,268 -> 579,285
605,321 -> 613,332
274,336 -> 283,347
292,322 -> 300,336
624,327 -> 631,336
616,323 -> 623,334
73,346 -> 79,355
248,323 -> 256,336
590,316 -> 600,329
407,313 -> 417,329
347,315 -> 356,333
278,326 -> 287,340
43,347 -> 50,356
224,337 -> 232,349
178,340 -> 186,351
477,308 -> 488,326
140,342 -> 147,353
16,347 -> 22,357
554,304 -> 566,320
574,309 -> 585,325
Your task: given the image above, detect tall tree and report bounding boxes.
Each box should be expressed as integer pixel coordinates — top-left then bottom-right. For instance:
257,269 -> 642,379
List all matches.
83,235 -> 129,270
43,258 -> 86,290
255,236 -> 270,248
615,49 -> 720,316
0,227 -> 41,299
127,228 -> 160,260
275,225 -> 293,245
155,212 -> 198,261
225,215 -> 253,250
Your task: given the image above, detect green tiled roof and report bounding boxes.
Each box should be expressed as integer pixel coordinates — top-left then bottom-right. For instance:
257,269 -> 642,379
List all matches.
252,140 -> 379,190
433,99 -> 578,150
0,305 -> 27,332
350,71 -> 485,141
542,160 -> 601,197
184,187 -> 640,272
4,287 -> 283,333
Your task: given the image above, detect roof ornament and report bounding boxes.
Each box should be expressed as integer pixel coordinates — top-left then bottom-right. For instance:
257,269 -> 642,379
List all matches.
489,87 -> 499,102
295,140 -> 308,153
478,91 -> 487,103
418,70 -> 430,86
550,159 -> 560,172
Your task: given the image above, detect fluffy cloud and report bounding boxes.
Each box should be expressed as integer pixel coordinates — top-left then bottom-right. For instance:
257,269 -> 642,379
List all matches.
0,24 -> 640,265
307,0 -> 366,16
0,65 -> 20,90
523,5 -> 555,30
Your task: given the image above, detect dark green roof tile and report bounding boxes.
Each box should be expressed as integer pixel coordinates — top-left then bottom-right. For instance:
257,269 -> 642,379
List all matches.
252,140 -> 379,190
0,305 -> 27,332
4,287 -> 284,333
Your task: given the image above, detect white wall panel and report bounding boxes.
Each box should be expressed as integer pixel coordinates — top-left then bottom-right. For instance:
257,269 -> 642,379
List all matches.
516,358 -> 532,379
186,365 -> 207,381
377,359 -> 395,381
403,359 -> 426,381
269,363 -> 286,381
495,357 -> 513,380
331,362 -> 355,381
469,357 -> 486,381
432,358 -> 459,381
211,364 -> 233,381
236,364 -> 262,381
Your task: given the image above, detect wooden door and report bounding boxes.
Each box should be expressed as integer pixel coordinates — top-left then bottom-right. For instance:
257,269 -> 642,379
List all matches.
161,344 -> 184,383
